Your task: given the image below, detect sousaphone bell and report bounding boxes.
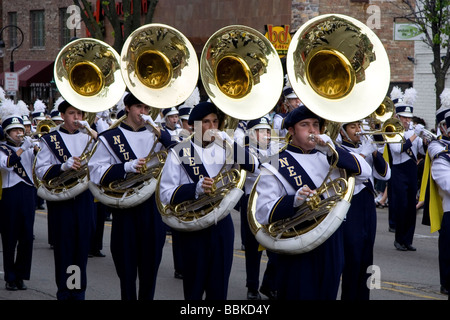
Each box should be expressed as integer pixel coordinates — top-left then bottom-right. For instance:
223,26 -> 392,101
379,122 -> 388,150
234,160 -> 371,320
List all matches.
54,38 -> 126,113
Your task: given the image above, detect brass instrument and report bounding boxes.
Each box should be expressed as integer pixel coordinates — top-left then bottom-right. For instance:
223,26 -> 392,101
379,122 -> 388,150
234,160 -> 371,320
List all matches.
286,14 -> 390,123
35,38 -> 125,201
156,136 -> 247,231
89,24 -> 198,208
156,25 -> 283,231
356,117 -> 405,144
54,38 -> 126,113
248,140 -> 355,254
200,25 -> 284,120
247,14 -> 390,254
33,123 -> 97,201
34,119 -> 58,136
88,115 -> 168,208
120,23 -> 199,108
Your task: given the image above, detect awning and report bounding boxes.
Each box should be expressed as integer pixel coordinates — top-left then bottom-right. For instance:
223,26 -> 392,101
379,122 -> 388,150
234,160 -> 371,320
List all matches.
0,60 -> 54,87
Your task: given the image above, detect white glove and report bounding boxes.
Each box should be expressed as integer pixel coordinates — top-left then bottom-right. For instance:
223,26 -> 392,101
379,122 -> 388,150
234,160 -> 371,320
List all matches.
293,185 -> 315,207
217,131 -> 234,144
195,177 -> 206,198
61,157 -> 75,171
124,159 -> 140,173
141,114 -> 157,131
20,136 -> 33,151
314,134 -> 334,157
359,139 -> 378,158
414,124 -> 424,136
76,120 -> 91,134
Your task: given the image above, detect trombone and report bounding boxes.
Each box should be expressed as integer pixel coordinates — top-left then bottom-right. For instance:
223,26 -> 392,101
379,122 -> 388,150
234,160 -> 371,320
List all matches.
356,117 -> 405,143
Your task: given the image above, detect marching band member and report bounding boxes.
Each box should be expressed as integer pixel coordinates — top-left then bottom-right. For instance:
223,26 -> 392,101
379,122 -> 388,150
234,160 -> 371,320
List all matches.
88,92 -> 171,300
0,101 -> 37,291
338,120 -> 391,300
273,76 -> 302,138
34,100 -> 97,300
429,110 -> 450,298
31,99 -> 47,131
420,89 -> 450,295
254,105 -> 372,300
50,97 -> 64,126
386,88 -> 425,251
158,101 -> 257,300
178,87 -> 199,135
241,117 -> 279,300
162,107 -> 182,137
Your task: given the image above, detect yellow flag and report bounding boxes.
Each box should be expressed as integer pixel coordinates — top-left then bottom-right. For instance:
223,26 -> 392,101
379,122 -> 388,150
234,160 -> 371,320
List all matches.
420,152 -> 444,233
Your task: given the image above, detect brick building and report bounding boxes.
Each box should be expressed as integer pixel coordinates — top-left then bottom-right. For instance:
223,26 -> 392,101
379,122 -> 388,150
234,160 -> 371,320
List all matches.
0,0 -> 415,117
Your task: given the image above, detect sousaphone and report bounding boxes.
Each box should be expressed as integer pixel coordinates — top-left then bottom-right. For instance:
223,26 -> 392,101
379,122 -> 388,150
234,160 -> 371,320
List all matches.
35,38 -> 125,201
88,24 -> 199,208
247,14 -> 390,254
156,25 -> 284,231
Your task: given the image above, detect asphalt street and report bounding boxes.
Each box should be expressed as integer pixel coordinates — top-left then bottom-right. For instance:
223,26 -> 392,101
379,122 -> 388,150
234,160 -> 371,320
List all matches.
0,204 -> 447,302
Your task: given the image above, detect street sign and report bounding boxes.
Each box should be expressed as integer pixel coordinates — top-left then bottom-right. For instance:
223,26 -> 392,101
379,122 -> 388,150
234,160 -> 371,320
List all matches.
4,72 -> 19,91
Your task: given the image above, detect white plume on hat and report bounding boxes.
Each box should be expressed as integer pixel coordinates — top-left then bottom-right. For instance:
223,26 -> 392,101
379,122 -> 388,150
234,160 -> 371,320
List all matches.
16,100 -> 30,117
54,97 -> 65,110
390,86 -> 403,102
440,88 -> 450,109
180,87 -> 200,109
0,98 -> 19,120
0,86 -> 6,102
402,87 -> 417,106
33,99 -> 47,113
283,74 -> 292,90
114,92 -> 127,112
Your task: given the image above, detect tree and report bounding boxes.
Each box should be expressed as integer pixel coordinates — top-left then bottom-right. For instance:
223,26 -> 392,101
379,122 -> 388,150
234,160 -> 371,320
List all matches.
73,0 -> 159,53
395,0 -> 450,112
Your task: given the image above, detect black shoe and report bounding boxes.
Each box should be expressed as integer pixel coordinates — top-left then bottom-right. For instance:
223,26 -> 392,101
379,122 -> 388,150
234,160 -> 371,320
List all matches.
259,286 -> 278,300
15,280 -> 27,290
5,282 -> 18,291
405,244 -> 417,251
247,289 -> 261,300
93,250 -> 106,257
394,241 -> 407,251
440,286 -> 449,295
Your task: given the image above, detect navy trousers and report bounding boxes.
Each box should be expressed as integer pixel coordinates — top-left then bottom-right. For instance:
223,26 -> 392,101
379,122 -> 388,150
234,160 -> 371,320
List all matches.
110,195 -> 166,300
0,182 -> 36,283
341,188 -> 377,300
240,194 -> 278,293
439,212 -> 450,292
390,159 -> 418,246
178,214 -> 234,300
275,225 -> 345,300
47,189 -> 95,300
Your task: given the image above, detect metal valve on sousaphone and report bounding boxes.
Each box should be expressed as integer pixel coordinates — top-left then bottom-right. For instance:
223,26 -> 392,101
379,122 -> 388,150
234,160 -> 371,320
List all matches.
247,14 -> 391,254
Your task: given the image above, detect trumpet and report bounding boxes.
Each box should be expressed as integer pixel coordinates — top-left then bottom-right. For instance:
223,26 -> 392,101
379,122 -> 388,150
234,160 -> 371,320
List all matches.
414,125 -> 438,141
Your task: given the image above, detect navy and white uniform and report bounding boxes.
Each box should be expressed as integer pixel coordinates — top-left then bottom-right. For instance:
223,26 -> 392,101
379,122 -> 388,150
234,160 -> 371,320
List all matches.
339,139 -> 391,300
88,121 -> 167,300
429,137 -> 450,294
241,135 -> 279,298
159,136 -> 257,300
0,141 -> 36,287
34,126 -> 95,300
387,128 -> 424,247
255,142 -> 372,300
